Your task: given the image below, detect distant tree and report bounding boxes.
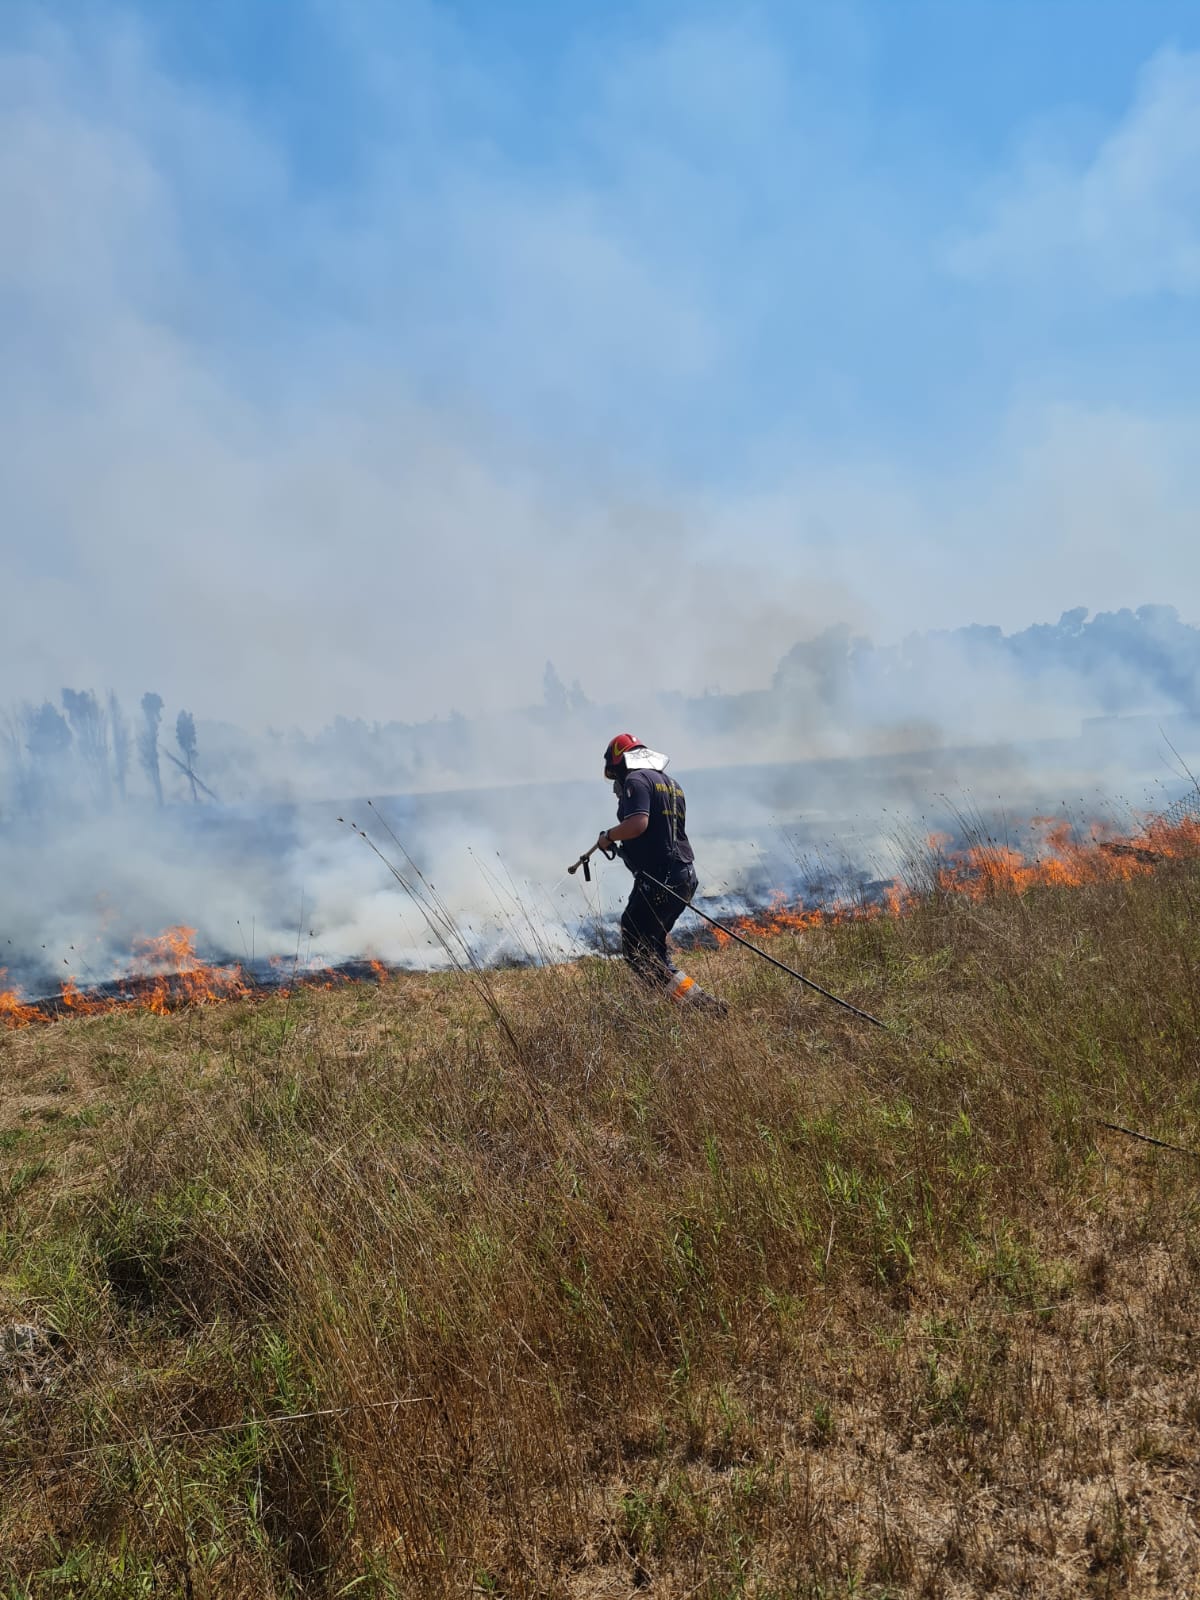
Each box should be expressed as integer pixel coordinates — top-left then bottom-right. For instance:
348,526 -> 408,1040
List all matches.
176,710 -> 199,803
26,701 -> 71,760
61,688 -> 111,809
772,625 -> 859,706
0,707 -> 33,817
108,691 -> 131,803
543,661 -> 569,718
23,701 -> 73,814
138,692 -> 164,807
157,710 -> 219,804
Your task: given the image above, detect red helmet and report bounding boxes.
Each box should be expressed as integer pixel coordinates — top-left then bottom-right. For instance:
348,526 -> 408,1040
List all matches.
603,733 -> 642,779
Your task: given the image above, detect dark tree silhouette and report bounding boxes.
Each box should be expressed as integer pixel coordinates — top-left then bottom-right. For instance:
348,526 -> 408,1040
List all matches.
162,711 -> 218,803
138,692 -> 164,807
176,710 -> 199,803
542,661 -> 569,719
108,691 -> 131,803
23,701 -> 73,815
61,689 -> 111,809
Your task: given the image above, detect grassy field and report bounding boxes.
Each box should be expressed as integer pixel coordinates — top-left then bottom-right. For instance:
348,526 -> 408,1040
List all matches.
4,851 -> 1200,1597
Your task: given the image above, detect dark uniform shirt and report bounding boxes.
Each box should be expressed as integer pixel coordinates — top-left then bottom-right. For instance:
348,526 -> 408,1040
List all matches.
616,769 -> 695,878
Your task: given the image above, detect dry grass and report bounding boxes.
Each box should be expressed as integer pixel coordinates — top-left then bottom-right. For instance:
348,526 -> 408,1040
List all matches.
3,858 -> 1200,1597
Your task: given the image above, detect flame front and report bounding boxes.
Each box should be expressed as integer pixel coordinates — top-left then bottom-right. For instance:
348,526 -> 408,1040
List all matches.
3,926 -> 289,1029
712,812 -> 1200,945
0,972 -> 40,1028
3,810 -> 1199,1027
130,926 -> 249,1012
930,815 -> 1200,901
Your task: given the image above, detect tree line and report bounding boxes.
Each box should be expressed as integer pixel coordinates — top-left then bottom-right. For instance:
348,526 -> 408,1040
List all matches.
0,690 -> 211,821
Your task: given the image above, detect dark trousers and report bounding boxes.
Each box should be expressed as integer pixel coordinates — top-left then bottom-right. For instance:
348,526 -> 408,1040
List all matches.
620,864 -> 699,988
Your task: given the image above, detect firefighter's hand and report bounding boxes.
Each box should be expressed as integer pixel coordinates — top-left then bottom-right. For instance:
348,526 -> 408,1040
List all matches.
595,829 -> 613,853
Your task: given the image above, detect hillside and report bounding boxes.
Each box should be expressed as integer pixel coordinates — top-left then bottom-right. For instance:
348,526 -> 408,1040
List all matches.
4,848 -> 1200,1597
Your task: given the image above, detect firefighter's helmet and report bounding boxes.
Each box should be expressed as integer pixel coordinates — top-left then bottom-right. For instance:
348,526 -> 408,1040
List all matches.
603,733 -> 642,780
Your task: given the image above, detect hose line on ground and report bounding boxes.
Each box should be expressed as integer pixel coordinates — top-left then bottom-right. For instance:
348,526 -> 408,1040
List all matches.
635,870 -> 890,1031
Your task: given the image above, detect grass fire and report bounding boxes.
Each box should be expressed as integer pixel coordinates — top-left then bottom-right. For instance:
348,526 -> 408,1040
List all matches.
8,1 -> 1200,1591
5,807 -> 1198,1032
4,809 -> 1200,1595
0,927 -> 394,1030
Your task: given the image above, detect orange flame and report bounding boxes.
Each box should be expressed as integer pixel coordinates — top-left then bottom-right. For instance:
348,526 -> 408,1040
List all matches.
0,971 -> 41,1028
1,928 -> 395,1031
929,814 -> 1200,901
712,811 -> 1200,945
4,811 -> 1198,1026
128,926 -> 249,1012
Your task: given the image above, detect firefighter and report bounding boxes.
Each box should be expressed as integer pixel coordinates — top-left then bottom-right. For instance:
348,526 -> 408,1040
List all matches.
598,734 -> 726,1012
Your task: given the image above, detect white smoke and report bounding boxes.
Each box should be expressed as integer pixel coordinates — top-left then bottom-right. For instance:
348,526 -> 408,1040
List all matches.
3,10 -> 1200,991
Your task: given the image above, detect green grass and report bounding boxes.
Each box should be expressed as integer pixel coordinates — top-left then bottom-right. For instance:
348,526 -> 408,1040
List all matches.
3,863 -> 1200,1595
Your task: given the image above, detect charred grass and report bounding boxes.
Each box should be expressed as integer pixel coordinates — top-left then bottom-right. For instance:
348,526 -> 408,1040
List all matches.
3,863 -> 1200,1596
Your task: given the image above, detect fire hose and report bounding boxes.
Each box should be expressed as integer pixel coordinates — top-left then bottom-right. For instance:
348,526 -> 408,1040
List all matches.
339,809 -> 1192,1158
566,841 -> 1200,1157
568,844 -> 888,1030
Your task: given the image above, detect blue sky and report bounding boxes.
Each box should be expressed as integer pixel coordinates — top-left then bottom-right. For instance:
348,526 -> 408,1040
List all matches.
3,1 -> 1199,723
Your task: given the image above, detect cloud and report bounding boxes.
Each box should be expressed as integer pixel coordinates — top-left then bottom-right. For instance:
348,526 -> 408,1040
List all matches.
949,47 -> 1200,297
